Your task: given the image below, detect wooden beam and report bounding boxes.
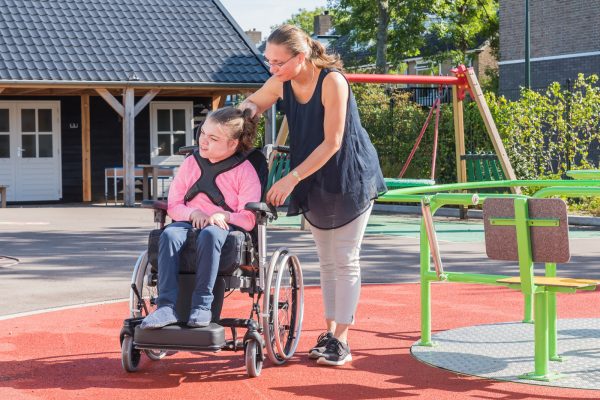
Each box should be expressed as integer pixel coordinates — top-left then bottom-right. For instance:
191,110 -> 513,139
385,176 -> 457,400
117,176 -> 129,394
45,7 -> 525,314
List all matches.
134,89 -> 160,117
464,68 -> 519,193
212,95 -> 226,110
452,86 -> 466,184
96,88 -> 124,117
0,88 -> 4,95
123,88 -> 136,206
81,94 -> 92,201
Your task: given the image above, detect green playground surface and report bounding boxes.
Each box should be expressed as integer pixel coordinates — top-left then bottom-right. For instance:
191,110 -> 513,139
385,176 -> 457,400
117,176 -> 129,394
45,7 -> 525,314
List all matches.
271,212 -> 600,243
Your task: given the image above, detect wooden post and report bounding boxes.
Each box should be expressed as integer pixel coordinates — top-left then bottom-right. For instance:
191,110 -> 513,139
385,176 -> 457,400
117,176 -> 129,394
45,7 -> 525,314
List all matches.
81,94 -> 91,201
123,87 -> 136,206
464,68 -> 519,193
268,116 -> 289,169
452,86 -> 468,219
452,86 -> 466,185
212,95 -> 226,110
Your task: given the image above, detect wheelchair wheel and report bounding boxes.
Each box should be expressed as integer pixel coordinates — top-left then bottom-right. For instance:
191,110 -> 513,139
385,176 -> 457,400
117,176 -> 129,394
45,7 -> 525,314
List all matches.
262,249 -> 304,365
244,339 -> 262,377
121,335 -> 141,372
130,251 -> 169,360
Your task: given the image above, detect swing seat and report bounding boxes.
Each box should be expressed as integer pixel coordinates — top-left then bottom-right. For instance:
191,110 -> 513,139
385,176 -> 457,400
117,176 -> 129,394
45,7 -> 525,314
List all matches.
385,178 -> 435,191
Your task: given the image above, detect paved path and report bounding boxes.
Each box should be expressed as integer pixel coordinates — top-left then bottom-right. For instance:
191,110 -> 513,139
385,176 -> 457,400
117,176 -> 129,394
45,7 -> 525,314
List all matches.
1,205 -> 599,316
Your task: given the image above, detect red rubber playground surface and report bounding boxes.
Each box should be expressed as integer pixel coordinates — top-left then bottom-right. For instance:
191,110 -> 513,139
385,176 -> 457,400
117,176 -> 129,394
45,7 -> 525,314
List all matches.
2,283 -> 599,400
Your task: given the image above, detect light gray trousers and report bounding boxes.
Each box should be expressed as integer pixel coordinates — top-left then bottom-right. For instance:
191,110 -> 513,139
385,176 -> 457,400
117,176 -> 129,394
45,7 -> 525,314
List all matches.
308,203 -> 372,325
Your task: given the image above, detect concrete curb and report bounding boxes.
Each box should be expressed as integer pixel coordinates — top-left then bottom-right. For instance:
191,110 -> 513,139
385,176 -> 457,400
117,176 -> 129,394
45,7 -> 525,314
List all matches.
373,203 -> 600,227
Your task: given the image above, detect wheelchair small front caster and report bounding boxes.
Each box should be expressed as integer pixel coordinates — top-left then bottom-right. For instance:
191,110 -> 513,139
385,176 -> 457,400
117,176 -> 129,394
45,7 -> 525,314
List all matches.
121,335 -> 141,372
244,339 -> 263,377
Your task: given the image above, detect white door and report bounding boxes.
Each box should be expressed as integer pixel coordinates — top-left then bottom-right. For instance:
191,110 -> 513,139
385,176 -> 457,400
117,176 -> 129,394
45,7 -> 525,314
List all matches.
0,101 -> 62,201
149,102 -> 193,166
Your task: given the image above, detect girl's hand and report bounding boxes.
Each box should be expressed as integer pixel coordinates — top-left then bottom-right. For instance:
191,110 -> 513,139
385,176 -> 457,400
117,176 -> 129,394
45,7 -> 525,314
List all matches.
266,174 -> 298,207
207,211 -> 230,230
238,100 -> 259,118
189,210 -> 209,229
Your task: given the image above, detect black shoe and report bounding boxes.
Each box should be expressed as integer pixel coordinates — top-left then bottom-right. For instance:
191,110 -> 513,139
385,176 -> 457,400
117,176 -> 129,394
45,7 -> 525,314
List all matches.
308,331 -> 333,359
317,338 -> 352,366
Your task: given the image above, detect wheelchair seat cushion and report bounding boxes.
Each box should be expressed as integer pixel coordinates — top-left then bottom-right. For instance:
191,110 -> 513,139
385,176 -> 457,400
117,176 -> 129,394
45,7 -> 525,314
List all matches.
148,228 -> 249,275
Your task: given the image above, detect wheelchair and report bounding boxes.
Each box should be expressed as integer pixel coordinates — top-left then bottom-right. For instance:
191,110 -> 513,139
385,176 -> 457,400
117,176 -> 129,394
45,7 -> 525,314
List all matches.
119,145 -> 304,377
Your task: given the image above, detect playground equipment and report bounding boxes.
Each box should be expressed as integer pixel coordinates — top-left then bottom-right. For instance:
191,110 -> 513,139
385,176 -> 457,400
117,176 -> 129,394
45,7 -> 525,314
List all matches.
270,65 -> 518,193
379,176 -> 600,381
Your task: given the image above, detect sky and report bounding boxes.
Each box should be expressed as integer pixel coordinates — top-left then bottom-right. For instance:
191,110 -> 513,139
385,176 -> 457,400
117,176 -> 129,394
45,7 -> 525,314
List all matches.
219,0 -> 329,39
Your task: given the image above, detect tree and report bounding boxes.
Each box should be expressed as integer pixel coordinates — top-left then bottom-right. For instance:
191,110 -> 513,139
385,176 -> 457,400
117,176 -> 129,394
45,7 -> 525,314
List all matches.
329,0 -> 430,70
427,0 -> 499,65
272,7 -> 327,34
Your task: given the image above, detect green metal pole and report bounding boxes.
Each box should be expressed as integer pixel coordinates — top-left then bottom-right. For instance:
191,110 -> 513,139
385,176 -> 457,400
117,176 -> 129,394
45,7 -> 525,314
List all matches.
545,262 -> 561,361
525,0 -> 531,89
533,291 -> 549,378
419,218 -> 434,346
523,292 -> 533,323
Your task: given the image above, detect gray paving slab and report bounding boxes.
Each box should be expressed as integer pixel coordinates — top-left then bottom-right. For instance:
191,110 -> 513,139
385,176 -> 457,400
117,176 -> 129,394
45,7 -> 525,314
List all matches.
411,318 -> 600,389
1,204 -> 599,316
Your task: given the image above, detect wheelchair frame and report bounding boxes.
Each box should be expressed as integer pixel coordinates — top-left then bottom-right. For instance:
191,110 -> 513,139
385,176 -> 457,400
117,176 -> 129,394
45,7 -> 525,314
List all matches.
119,162 -> 304,377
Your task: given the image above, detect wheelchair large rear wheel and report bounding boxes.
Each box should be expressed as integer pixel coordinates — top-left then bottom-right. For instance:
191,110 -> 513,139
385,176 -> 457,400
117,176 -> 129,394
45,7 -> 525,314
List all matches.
130,251 -> 168,361
262,249 -> 304,365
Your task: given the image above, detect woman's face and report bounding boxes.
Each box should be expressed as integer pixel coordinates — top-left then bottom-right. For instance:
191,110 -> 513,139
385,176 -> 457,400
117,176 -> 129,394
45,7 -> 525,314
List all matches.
264,42 -> 303,81
198,118 -> 239,163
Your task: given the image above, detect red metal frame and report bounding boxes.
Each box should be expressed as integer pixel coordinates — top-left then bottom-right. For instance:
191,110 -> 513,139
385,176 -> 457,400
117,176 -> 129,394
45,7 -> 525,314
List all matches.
345,64 -> 473,100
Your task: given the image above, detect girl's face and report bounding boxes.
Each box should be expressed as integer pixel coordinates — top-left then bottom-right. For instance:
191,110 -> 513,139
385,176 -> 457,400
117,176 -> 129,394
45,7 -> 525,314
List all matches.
198,118 -> 239,163
264,42 -> 304,82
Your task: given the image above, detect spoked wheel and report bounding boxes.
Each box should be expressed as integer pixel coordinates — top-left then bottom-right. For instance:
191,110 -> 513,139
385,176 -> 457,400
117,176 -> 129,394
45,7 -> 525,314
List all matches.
262,249 -> 304,365
244,339 -> 263,377
130,251 -> 170,360
121,335 -> 141,372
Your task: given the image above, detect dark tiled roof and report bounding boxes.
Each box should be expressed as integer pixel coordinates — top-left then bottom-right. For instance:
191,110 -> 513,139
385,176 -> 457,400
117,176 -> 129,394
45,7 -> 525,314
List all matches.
0,0 -> 270,84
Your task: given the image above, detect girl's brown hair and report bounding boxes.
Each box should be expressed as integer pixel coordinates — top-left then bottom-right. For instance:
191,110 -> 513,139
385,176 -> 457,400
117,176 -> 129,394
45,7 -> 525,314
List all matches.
267,24 -> 343,70
206,107 -> 258,152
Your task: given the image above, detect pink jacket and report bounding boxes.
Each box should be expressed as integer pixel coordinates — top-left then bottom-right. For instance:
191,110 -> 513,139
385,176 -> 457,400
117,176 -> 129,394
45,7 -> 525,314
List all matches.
167,155 -> 261,231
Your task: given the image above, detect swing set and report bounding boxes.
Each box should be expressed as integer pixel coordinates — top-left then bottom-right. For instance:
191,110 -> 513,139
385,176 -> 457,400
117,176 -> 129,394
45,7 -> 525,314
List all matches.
268,65 -> 517,193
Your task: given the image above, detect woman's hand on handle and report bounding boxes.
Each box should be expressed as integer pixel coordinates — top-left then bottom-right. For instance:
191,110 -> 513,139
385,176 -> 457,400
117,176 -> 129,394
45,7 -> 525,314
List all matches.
266,174 -> 298,207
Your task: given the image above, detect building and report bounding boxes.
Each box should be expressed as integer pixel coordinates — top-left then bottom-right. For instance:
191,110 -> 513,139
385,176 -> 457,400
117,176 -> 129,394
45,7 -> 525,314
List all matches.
499,0 -> 600,99
0,0 -> 269,204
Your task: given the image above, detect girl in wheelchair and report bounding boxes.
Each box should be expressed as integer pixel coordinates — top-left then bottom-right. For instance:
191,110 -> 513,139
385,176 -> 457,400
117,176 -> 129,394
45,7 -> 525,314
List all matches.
141,107 -> 261,329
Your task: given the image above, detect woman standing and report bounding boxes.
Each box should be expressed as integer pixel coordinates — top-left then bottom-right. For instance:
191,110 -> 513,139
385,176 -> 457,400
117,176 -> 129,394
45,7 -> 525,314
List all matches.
240,24 -> 386,366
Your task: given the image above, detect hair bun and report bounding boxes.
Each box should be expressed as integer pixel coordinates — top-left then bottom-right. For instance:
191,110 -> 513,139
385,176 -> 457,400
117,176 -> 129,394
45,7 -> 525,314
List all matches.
242,107 -> 254,120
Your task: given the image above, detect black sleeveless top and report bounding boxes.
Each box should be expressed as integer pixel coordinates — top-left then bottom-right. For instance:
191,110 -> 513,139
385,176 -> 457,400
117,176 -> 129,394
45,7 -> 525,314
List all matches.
280,68 -> 387,229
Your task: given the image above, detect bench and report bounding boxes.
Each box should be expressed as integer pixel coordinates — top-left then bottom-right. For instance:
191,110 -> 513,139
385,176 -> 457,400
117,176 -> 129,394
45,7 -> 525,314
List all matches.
461,152 -> 506,182
0,185 -> 7,208
419,193 -> 598,382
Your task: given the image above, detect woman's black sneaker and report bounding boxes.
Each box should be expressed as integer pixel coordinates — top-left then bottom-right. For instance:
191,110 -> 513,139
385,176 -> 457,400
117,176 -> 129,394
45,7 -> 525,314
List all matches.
308,331 -> 333,359
317,338 -> 352,366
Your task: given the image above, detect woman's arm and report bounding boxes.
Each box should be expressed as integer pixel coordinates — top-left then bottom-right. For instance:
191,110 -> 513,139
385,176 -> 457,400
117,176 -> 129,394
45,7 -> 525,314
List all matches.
266,72 -> 349,206
239,76 -> 283,117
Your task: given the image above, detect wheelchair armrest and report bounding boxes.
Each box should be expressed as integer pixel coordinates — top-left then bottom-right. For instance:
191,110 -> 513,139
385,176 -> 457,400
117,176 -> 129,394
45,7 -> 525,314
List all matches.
141,200 -> 168,210
142,200 -> 168,228
245,202 -> 278,221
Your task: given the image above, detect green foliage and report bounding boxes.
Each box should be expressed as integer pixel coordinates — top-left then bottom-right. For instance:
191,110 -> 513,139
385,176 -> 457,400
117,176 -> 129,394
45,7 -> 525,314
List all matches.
273,7 -> 328,34
329,0 -> 430,66
427,0 -> 498,65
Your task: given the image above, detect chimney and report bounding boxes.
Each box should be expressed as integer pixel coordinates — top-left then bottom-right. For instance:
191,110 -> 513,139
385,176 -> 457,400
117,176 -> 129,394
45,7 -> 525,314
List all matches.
313,10 -> 332,36
244,29 -> 262,46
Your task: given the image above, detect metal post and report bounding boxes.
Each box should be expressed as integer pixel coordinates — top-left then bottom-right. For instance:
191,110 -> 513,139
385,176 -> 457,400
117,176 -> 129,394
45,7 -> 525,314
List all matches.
419,217 -> 433,346
545,262 -> 561,361
525,0 -> 531,89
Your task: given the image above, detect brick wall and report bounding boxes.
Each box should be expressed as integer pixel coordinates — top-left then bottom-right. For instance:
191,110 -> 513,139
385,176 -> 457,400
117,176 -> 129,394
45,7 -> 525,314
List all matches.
500,0 -> 600,62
